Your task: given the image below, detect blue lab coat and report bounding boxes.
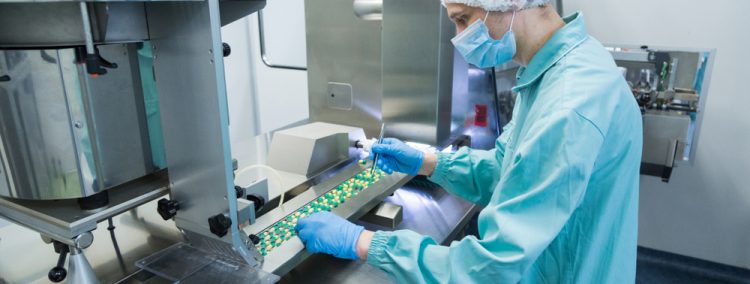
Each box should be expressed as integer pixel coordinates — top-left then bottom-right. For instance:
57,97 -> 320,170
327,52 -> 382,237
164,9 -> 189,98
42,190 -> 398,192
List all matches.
367,12 -> 643,283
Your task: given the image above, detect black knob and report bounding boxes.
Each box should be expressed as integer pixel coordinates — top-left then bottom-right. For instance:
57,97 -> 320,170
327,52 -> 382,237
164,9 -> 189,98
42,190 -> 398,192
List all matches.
48,266 -> 67,282
157,198 -> 180,220
0,75 -> 9,82
234,186 -> 246,199
49,241 -> 69,282
246,194 -> 265,213
248,234 -> 261,245
208,214 -> 232,237
222,42 -> 231,57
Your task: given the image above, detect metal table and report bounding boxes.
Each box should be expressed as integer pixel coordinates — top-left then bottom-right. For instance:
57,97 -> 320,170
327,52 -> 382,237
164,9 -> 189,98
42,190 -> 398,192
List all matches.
0,179 -> 476,283
278,180 -> 477,283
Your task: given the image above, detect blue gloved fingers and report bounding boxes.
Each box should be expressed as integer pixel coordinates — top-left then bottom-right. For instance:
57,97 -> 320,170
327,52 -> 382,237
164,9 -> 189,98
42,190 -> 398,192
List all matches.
380,138 -> 401,145
381,163 -> 394,174
294,217 -> 309,233
369,138 -> 400,159
296,224 -> 314,242
371,143 -> 400,156
306,239 -> 323,254
293,211 -> 363,260
314,211 -> 335,219
375,157 -> 386,168
296,212 -> 325,238
369,144 -> 397,161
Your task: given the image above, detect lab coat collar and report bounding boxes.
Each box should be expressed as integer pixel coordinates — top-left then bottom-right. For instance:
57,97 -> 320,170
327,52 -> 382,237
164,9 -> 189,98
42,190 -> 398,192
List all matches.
512,12 -> 588,92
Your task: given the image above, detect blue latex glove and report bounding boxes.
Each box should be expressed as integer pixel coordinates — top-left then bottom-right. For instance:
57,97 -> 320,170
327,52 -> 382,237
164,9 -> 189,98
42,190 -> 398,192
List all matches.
370,138 -> 424,175
295,212 -> 364,260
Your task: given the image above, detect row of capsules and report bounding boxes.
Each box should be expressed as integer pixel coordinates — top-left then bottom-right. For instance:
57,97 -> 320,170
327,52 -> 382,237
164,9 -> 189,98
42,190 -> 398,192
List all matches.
254,161 -> 386,256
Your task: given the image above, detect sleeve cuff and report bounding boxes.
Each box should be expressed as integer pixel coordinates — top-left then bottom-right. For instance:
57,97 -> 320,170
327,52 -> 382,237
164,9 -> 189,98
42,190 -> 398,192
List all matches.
427,152 -> 452,187
367,230 -> 394,266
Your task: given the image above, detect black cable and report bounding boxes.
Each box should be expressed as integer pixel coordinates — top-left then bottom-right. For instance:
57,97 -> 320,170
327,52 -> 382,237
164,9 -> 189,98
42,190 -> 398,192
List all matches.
490,67 -> 502,137
107,217 -> 127,274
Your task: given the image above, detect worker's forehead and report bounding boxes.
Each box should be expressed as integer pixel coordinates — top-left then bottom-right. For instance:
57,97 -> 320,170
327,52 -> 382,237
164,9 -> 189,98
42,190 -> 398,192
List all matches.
445,4 -> 479,18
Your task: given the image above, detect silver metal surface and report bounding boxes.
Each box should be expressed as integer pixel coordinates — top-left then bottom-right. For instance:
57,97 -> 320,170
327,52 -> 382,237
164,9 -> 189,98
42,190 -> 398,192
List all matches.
381,0 -> 458,146
306,0 -> 384,137
0,172 -> 168,243
0,1 -> 259,48
360,201 -> 402,228
246,162 -> 411,275
0,0 -> 269,281
353,0 -> 383,21
278,182 -> 477,283
0,44 -> 156,200
218,0 -> 266,27
307,0 -> 484,147
608,47 -> 651,62
145,0 -> 264,268
0,2 -> 149,48
74,231 -> 94,249
267,122 -> 367,177
608,45 -> 716,166
0,199 -> 182,283
1,176 -> 475,283
80,2 -> 95,55
69,247 -> 101,284
641,111 -> 690,166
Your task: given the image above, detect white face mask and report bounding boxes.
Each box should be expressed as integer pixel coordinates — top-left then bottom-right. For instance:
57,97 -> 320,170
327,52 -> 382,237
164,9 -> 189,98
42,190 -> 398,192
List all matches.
451,10 -> 517,68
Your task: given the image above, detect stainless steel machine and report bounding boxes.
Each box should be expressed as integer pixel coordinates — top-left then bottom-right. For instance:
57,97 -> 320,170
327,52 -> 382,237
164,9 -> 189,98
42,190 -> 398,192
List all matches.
607,45 -> 715,182
490,45 -> 715,183
0,44 -> 161,203
0,0 -> 494,282
308,0 -> 502,148
1,0 -> 277,282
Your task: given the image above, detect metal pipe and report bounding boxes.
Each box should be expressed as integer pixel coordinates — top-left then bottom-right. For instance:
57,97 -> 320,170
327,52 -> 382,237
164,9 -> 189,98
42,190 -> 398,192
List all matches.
79,2 -> 95,55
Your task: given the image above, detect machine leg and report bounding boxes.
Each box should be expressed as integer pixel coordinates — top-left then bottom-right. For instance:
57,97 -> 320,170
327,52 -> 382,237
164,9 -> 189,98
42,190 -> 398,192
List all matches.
68,246 -> 99,284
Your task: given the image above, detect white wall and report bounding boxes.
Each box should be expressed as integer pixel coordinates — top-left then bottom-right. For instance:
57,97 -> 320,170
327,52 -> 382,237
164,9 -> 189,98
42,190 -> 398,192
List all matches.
564,0 -> 750,269
223,17 -> 263,170
244,13 -> 309,134
222,12 -> 308,196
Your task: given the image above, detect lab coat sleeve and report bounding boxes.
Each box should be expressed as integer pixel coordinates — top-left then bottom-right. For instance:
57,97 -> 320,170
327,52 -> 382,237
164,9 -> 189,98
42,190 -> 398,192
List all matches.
368,109 -> 604,283
428,136 -> 508,206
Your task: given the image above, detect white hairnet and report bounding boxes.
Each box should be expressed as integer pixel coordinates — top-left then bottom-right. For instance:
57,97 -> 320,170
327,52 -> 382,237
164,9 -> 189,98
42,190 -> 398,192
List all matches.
442,0 -> 551,12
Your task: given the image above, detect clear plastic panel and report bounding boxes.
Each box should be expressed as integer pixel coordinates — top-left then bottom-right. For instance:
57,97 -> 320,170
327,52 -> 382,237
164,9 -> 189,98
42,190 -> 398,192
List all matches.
135,243 -> 279,283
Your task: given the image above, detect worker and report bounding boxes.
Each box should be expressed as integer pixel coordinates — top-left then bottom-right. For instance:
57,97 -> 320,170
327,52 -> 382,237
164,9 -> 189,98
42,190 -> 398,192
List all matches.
295,0 -> 643,282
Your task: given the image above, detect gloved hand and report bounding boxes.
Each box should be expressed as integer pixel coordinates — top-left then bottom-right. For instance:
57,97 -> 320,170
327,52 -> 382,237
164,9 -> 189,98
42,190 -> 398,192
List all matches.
295,212 -> 364,260
370,138 -> 424,175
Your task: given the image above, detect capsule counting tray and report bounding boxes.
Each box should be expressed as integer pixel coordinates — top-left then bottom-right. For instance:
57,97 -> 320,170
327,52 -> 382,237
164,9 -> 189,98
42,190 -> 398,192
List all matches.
254,162 -> 386,256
